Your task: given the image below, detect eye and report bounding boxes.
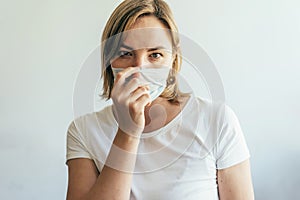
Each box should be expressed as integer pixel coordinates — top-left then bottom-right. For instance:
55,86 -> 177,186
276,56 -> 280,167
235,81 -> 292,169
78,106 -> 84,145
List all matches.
150,53 -> 163,59
118,50 -> 132,57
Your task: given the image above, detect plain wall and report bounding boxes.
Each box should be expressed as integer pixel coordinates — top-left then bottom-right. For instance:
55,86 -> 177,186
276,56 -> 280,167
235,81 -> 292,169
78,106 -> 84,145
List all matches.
1,0 -> 299,199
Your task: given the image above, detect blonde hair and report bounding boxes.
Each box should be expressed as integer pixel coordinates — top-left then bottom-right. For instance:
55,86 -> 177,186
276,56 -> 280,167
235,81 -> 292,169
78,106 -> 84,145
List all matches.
101,0 -> 185,103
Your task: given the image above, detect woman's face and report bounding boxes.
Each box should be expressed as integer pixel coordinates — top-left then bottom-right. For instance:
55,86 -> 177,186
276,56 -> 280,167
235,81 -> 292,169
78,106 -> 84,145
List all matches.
110,15 -> 174,69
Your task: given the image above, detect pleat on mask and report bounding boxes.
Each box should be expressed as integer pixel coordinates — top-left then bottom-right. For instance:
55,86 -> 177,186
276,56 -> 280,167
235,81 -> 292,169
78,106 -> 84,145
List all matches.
111,66 -> 170,101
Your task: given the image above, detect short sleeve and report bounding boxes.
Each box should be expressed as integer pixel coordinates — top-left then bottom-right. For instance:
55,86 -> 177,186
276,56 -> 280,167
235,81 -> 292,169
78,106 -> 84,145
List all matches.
214,105 -> 250,169
66,121 -> 92,163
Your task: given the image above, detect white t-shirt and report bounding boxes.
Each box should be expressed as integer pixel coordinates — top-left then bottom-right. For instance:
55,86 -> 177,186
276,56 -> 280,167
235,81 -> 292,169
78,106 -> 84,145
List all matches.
66,96 -> 250,200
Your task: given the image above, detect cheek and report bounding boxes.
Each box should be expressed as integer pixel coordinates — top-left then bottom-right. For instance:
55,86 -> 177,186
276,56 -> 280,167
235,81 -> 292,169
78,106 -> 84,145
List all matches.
162,54 -> 174,68
110,58 -> 131,68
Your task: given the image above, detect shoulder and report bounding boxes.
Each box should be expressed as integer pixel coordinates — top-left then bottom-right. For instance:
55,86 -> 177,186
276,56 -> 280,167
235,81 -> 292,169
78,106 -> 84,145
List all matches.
190,96 -> 234,124
67,105 -> 114,135
195,96 -> 238,121
191,96 -> 245,146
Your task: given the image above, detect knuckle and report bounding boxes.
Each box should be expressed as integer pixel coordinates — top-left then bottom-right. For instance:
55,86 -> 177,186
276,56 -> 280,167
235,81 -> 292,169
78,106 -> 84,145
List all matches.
142,87 -> 148,92
116,72 -> 123,79
131,78 -> 139,84
130,102 -> 139,111
131,102 -> 137,110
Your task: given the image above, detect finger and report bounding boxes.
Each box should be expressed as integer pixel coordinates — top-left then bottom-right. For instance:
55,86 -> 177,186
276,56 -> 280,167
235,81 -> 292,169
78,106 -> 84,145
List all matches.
112,67 -> 140,97
132,92 -> 152,110
124,77 -> 149,94
129,86 -> 150,102
112,76 -> 147,99
114,67 -> 140,86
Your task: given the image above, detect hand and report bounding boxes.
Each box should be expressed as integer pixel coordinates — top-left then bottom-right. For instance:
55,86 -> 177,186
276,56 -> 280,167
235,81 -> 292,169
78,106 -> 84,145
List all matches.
111,67 -> 151,137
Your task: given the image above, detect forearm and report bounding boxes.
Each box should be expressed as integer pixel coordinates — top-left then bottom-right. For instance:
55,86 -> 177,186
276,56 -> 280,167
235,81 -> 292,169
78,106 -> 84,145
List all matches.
85,129 -> 140,200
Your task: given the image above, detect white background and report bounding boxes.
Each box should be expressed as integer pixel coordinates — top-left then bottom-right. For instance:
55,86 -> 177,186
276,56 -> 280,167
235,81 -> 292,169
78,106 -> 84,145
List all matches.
1,0 -> 299,199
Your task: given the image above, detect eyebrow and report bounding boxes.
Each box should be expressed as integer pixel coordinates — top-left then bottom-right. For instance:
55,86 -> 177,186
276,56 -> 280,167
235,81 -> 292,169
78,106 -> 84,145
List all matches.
120,44 -> 168,51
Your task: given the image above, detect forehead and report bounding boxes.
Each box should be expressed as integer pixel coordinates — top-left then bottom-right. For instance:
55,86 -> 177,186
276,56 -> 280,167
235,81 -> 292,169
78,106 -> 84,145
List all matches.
121,16 -> 173,50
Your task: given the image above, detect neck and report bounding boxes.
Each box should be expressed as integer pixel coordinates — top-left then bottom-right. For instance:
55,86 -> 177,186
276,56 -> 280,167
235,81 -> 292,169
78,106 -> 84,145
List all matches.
143,97 -> 187,133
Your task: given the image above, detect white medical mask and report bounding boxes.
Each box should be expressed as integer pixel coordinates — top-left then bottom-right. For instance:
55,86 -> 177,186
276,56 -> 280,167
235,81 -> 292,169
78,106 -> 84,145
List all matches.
111,66 -> 170,101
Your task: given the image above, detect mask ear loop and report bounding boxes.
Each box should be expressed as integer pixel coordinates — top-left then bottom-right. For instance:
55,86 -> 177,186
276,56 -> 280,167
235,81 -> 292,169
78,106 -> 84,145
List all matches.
167,75 -> 176,85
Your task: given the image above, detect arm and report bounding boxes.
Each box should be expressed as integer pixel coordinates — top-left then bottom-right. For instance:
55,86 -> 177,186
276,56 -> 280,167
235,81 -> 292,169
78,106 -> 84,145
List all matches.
66,129 -> 140,200
66,67 -> 150,200
217,159 -> 254,200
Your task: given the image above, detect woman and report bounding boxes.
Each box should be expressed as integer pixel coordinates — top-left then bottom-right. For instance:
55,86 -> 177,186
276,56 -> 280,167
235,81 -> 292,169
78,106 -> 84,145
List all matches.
66,0 -> 254,199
